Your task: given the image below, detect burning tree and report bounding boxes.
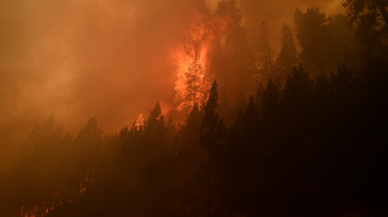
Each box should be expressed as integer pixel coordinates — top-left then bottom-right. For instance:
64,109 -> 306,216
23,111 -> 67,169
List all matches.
185,59 -> 209,107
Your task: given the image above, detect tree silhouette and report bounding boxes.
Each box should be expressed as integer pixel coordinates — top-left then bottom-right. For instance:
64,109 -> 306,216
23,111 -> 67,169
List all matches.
294,8 -> 333,75
258,26 -> 275,80
222,25 -> 257,93
276,24 -> 297,81
343,0 -> 388,56
198,80 -> 225,217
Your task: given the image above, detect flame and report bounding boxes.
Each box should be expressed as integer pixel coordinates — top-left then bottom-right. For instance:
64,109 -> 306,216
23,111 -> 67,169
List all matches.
19,169 -> 97,217
159,101 -> 174,116
173,44 -> 210,111
172,2 -> 240,112
135,114 -> 144,127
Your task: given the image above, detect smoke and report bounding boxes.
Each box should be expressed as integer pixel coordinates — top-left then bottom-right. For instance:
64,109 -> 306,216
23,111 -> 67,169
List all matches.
0,0 -> 344,173
0,0 -> 199,172
237,0 -> 345,53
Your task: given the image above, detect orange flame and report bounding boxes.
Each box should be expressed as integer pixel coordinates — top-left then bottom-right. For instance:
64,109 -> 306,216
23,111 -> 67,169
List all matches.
135,114 -> 144,127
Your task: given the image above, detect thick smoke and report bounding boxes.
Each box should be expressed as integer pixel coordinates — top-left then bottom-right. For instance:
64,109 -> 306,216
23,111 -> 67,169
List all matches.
0,0 -> 344,173
237,0 -> 344,53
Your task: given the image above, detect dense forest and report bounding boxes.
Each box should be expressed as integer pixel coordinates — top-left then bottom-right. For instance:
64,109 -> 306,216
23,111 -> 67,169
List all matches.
1,0 -> 388,216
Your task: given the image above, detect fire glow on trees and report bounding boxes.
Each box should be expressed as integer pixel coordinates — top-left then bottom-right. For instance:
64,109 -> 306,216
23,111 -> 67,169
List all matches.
172,1 -> 241,112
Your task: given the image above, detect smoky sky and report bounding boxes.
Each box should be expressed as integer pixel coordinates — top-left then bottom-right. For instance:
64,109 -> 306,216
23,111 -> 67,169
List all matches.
0,0 -> 344,173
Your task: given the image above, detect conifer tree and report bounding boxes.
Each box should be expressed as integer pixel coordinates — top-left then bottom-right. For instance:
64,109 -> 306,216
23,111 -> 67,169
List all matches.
143,101 -> 168,162
258,27 -> 275,80
294,8 -> 333,75
185,60 -> 208,106
242,95 -> 259,136
343,0 -> 388,56
255,82 -> 265,111
198,80 -> 225,217
283,65 -> 314,110
182,104 -> 202,161
262,79 -> 279,112
231,91 -> 247,121
276,24 -> 298,81
186,103 -> 200,135
223,25 -> 257,93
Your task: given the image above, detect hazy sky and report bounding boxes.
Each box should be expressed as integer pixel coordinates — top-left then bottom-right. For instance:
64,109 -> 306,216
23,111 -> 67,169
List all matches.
0,0 -> 344,173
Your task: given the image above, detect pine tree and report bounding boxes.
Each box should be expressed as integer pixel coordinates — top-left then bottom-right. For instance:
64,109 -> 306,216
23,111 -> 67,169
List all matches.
255,82 -> 265,111
186,103 -> 200,134
231,91 -> 247,123
327,14 -> 361,74
143,101 -> 168,162
258,27 -> 275,80
343,0 -> 388,57
294,8 -> 333,76
218,87 -> 233,127
242,95 -> 259,136
283,65 -> 314,109
198,80 -> 226,217
182,104 -> 202,159
185,59 -> 208,106
276,24 -> 297,81
223,25 -> 257,93
283,65 -> 314,144
262,79 -> 279,112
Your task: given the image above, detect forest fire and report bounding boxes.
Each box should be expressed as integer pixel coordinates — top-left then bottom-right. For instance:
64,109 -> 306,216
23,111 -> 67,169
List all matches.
2,0 -> 388,216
